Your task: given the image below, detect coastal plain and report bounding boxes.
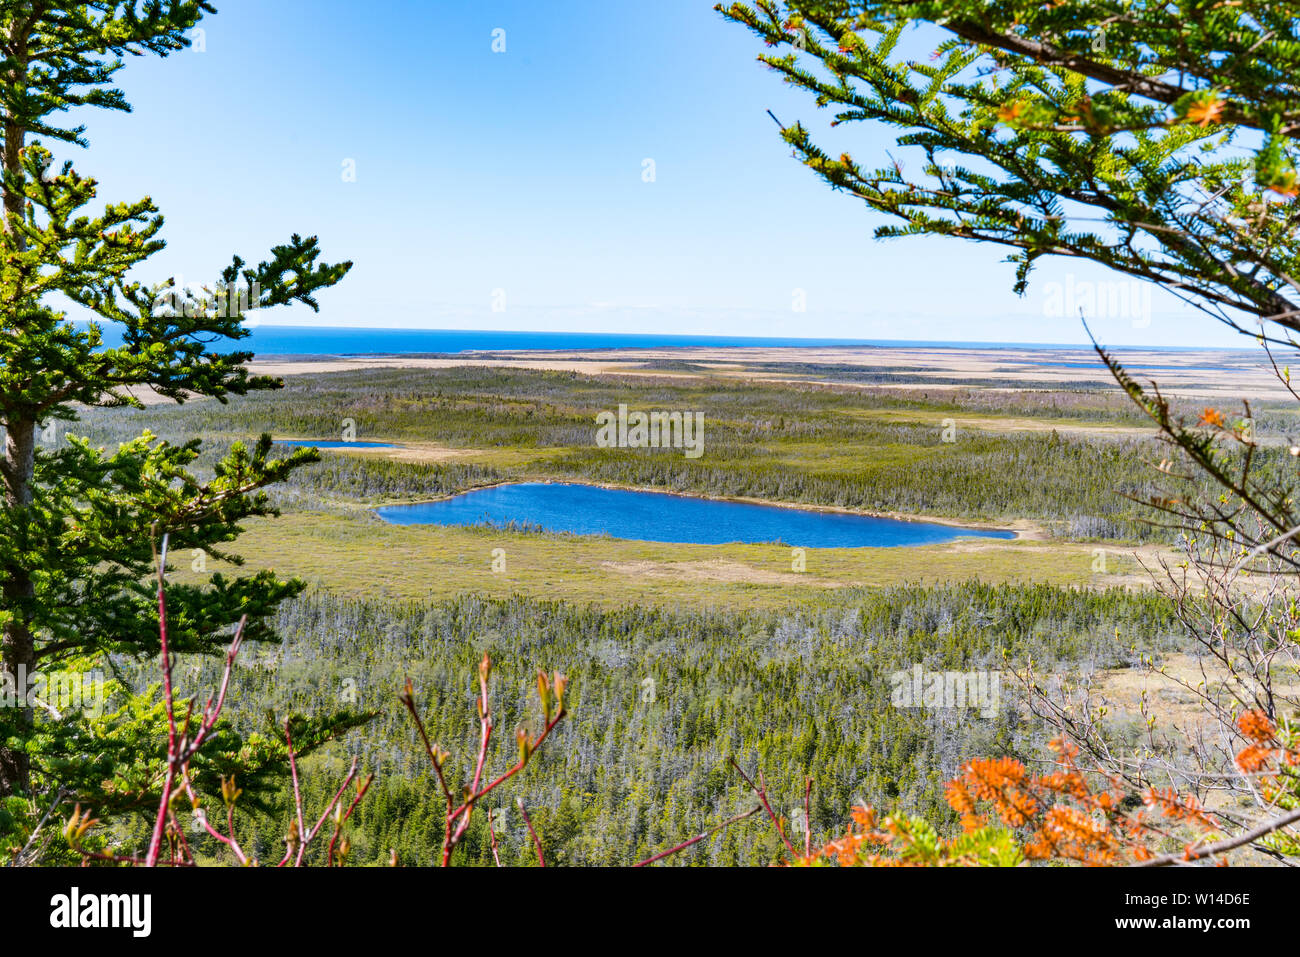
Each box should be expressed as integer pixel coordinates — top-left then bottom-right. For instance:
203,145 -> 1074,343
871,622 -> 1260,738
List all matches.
124,342 -> 1289,606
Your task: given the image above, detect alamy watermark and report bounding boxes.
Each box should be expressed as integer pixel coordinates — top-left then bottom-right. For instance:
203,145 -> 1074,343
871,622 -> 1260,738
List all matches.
152,276 -> 262,321
1,665 -> 106,718
49,887 -> 150,937
595,404 -> 705,459
1043,274 -> 1152,328
889,664 -> 1001,718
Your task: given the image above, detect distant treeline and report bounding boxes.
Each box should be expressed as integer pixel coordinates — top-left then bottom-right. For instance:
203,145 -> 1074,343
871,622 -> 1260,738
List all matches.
67,366 -> 1283,541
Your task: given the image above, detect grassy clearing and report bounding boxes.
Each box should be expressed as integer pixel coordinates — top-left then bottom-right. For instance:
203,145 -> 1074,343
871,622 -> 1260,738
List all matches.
182,510 -> 1161,609
838,406 -> 1150,436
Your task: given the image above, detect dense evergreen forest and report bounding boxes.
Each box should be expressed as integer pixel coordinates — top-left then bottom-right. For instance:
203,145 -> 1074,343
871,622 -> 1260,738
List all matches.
110,583 -> 1181,865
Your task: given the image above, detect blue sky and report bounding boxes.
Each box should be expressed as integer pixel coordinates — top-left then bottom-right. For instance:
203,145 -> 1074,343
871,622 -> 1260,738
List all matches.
53,0 -> 1245,347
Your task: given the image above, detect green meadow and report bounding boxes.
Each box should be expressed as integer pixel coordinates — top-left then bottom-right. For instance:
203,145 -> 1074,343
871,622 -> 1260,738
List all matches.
193,511 -> 1151,609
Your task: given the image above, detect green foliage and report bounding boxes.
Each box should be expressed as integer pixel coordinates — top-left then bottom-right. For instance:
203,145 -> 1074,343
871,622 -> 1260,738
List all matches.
0,2 -> 213,146
719,1 -> 1300,337
0,152 -> 351,689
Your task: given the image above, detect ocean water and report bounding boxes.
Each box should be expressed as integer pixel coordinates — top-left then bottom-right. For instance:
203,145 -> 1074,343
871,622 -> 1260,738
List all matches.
78,322 -> 1231,357
374,482 -> 1018,548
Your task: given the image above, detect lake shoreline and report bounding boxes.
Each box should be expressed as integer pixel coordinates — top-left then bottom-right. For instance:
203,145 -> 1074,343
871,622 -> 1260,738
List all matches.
374,477 -> 1033,542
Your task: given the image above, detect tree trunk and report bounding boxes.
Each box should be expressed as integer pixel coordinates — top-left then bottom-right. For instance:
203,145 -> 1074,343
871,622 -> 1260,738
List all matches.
2,118 -> 20,218
0,416 -> 35,795
0,109 -> 31,796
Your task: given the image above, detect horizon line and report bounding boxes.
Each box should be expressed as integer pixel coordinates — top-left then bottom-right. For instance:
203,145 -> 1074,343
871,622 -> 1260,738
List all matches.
69,320 -> 1257,352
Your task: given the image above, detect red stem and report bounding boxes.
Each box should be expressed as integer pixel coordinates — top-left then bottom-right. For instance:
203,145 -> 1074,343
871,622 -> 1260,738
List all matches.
633,805 -> 763,866
327,772 -> 373,867
487,808 -> 502,867
145,535 -> 175,867
803,776 -> 813,858
284,720 -> 307,866
729,758 -> 796,856
517,800 -> 545,867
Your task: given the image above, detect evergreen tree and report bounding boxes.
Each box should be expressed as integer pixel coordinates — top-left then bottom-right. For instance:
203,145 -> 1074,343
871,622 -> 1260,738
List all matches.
0,2 -> 352,805
720,1 -> 1300,333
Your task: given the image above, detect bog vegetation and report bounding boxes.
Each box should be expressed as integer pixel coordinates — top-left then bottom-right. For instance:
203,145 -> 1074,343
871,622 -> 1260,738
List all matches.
72,365 -> 1287,541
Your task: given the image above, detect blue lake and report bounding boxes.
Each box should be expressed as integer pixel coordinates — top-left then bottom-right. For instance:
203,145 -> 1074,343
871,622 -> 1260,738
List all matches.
277,440 -> 399,449
374,482 -> 1017,548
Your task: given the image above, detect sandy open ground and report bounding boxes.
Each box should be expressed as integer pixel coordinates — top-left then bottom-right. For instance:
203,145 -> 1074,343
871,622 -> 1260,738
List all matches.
117,344 -> 1284,406
238,344 -> 1289,403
